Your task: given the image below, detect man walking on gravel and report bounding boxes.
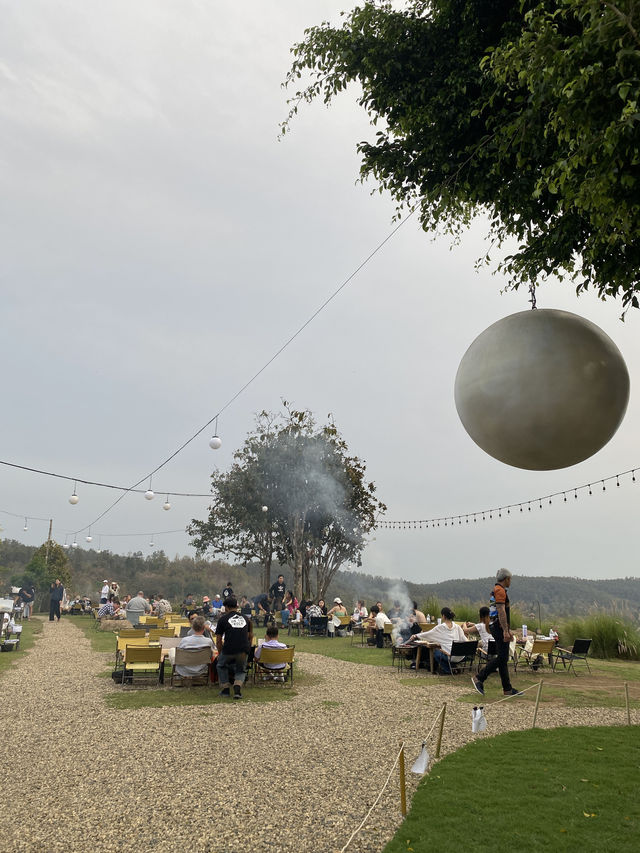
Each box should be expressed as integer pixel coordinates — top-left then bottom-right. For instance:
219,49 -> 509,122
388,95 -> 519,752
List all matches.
49,578 -> 64,622
215,596 -> 252,700
472,568 -> 520,697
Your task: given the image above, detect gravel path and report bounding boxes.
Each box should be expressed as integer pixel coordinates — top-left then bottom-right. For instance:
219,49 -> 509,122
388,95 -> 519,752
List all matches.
1,619 -> 636,853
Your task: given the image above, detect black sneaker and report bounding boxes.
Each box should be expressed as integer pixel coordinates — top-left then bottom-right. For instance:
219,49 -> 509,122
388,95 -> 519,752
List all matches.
219,687 -> 230,697
503,688 -> 523,697
233,685 -> 242,700
471,677 -> 484,696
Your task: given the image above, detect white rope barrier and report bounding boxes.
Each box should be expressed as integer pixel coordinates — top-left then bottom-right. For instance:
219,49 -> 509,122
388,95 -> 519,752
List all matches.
339,745 -> 403,853
339,703 -> 446,852
488,680 -> 542,706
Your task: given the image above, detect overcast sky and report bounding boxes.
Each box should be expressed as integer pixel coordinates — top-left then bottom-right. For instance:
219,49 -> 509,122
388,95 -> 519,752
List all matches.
1,1 -> 638,585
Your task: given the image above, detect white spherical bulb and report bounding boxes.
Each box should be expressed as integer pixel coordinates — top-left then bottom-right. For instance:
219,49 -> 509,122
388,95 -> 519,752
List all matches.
455,309 -> 630,470
261,505 -> 268,512
145,490 -> 154,501
69,494 -> 79,505
209,435 -> 222,450
71,541 -> 78,549
85,536 -> 92,543
163,501 -> 171,511
63,543 -> 69,549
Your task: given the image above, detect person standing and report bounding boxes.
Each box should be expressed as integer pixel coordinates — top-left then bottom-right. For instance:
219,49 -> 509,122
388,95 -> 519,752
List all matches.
215,596 -> 253,700
16,585 -> 35,620
49,579 -> 64,622
100,580 -> 110,604
472,568 -> 520,697
222,582 -> 234,600
269,574 -> 286,613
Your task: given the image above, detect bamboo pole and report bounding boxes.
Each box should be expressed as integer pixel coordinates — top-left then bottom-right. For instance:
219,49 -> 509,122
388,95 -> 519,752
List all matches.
435,702 -> 447,758
532,680 -> 543,728
624,682 -> 631,725
398,742 -> 407,816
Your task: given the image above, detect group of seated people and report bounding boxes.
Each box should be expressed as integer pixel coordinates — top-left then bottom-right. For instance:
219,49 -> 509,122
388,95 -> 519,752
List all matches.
97,592 -> 173,623
166,598 -> 290,696
398,606 -> 560,674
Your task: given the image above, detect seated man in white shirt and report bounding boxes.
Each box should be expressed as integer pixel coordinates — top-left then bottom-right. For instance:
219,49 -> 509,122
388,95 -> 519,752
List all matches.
254,625 -> 287,677
411,607 -> 467,673
175,615 -> 215,678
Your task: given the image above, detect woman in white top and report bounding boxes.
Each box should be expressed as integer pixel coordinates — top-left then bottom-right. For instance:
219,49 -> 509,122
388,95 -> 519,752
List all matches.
416,607 -> 467,673
463,606 -> 492,652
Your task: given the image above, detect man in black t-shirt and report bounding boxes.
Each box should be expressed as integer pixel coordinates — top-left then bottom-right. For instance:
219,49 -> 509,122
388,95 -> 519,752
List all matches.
222,582 -> 234,600
15,585 -> 35,620
269,575 -> 286,612
215,596 -> 253,699
253,593 -> 270,627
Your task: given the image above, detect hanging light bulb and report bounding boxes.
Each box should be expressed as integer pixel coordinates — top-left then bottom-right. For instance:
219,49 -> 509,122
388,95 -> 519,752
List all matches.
144,476 -> 154,501
96,536 -> 102,554
209,416 -> 222,449
71,537 -> 78,548
86,526 -> 92,543
69,480 -> 79,505
262,505 -> 268,512
149,538 -> 155,548
163,495 -> 171,511
23,517 -> 28,531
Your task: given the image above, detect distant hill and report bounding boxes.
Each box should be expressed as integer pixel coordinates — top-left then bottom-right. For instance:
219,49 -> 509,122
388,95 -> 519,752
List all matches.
326,570 -> 640,620
2,538 -> 638,618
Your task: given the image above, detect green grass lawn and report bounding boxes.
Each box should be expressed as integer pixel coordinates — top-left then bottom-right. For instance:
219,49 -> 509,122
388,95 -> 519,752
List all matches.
71,616 -> 319,709
0,618 -> 43,677
384,726 -> 640,853
70,618 -> 640,712
253,625 -> 392,665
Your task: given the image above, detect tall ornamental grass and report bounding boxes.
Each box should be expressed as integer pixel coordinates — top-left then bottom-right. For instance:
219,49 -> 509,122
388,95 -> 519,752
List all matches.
560,612 -> 640,659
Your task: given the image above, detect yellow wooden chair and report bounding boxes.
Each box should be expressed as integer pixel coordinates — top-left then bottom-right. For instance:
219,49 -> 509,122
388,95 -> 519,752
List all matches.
253,646 -> 295,687
148,628 -> 176,642
122,644 -> 163,686
115,635 -> 149,668
170,647 -> 213,687
515,638 -> 556,672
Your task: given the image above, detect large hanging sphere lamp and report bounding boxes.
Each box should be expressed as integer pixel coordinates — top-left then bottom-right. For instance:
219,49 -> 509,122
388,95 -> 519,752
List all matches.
454,309 -> 630,470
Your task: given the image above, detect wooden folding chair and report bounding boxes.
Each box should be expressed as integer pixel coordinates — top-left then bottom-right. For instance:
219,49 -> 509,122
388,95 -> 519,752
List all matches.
115,635 -> 149,668
170,647 -> 213,687
122,644 -> 162,686
515,638 -> 556,673
148,628 -> 176,642
253,646 -> 295,687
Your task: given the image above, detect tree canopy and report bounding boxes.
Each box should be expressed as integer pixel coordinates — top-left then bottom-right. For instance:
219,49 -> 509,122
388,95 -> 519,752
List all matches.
283,0 -> 640,308
188,407 -> 385,601
24,540 -> 72,611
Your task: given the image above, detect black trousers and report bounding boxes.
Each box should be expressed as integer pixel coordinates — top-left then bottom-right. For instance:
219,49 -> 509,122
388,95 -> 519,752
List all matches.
477,629 -> 512,691
49,600 -> 61,621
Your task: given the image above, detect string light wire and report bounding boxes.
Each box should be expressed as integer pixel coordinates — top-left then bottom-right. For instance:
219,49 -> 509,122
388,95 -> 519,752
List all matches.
380,466 -> 639,530
3,210 -> 416,537
0,461 -> 210,497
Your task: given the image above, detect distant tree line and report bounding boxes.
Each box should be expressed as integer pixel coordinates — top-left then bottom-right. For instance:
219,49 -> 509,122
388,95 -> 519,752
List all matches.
2,536 -> 639,618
